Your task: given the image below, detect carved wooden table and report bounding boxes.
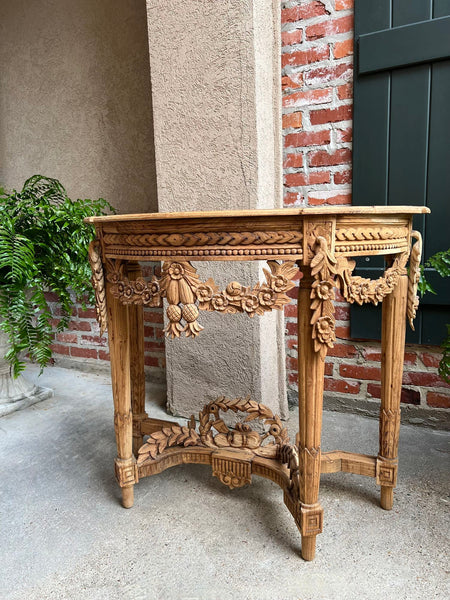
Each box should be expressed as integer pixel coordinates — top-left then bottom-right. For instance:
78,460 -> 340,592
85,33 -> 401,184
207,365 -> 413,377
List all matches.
86,206 -> 428,561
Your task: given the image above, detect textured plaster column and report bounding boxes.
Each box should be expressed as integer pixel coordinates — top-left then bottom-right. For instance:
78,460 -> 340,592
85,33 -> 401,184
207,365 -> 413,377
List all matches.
146,0 -> 288,419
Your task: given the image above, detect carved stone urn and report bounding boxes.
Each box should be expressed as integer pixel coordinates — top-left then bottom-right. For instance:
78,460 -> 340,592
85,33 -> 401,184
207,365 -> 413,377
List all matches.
0,328 -> 52,417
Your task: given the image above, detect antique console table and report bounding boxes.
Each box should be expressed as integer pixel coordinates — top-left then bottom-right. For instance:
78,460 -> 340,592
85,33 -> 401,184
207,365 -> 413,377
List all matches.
86,206 -> 429,561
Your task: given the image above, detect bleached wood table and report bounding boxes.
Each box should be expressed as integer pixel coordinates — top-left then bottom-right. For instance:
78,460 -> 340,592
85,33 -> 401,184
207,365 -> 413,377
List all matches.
86,206 -> 428,560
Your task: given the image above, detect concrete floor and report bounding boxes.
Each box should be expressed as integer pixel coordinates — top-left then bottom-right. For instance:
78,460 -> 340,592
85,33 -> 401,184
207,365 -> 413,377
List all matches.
0,366 -> 449,600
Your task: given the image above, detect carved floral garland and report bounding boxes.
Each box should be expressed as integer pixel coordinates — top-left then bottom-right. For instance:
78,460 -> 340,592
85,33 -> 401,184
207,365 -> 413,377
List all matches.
335,253 -> 409,306
137,396 -> 289,465
106,260 -> 162,308
106,259 -> 298,339
309,236 -> 410,359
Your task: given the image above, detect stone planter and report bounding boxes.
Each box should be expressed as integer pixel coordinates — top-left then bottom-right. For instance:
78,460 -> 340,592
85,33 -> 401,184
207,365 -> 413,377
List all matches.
0,329 -> 53,417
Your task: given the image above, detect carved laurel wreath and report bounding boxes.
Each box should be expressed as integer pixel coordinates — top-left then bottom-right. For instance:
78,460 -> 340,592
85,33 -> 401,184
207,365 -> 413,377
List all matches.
137,396 -> 289,465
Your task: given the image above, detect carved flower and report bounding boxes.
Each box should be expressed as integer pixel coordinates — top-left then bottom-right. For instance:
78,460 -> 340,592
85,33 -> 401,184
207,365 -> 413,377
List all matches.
271,274 -> 289,293
241,294 -> 259,315
168,263 -> 185,280
312,280 -> 335,301
211,293 -> 229,311
225,281 -> 242,300
374,284 -> 386,303
123,285 -> 134,299
348,282 -> 359,300
258,287 -> 276,307
196,284 -> 214,303
149,280 -> 160,295
132,278 -> 146,295
358,282 -> 371,302
142,290 -> 153,304
385,273 -> 397,290
108,271 -> 120,284
117,281 -> 125,294
315,316 -> 335,346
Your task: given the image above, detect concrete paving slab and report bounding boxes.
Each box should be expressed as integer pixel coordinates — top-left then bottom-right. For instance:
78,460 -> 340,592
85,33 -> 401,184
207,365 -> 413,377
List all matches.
0,365 -> 448,600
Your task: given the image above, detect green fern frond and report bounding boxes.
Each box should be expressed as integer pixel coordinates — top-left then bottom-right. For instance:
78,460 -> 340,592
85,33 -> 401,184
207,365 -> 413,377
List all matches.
0,175 -> 114,376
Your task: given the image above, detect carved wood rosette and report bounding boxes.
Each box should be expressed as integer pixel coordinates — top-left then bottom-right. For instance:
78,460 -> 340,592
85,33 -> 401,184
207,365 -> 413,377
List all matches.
407,231 -> 422,330
88,240 -> 108,334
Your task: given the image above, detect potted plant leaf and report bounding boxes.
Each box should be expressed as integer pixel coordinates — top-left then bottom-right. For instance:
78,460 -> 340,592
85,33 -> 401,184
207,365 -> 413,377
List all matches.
418,249 -> 450,384
0,175 -> 114,415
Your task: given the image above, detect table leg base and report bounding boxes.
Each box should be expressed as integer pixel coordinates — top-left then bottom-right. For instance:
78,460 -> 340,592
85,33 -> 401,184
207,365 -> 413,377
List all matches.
301,536 -> 317,562
122,486 -> 134,508
118,400 -> 401,560
380,486 -> 394,510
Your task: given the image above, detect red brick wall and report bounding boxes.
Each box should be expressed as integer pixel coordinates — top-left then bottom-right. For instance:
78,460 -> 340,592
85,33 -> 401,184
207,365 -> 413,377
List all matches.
281,0 -> 449,414
48,0 -> 449,417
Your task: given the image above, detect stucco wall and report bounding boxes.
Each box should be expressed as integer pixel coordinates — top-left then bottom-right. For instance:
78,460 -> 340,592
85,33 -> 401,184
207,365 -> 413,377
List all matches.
146,0 -> 288,419
0,0 -> 157,213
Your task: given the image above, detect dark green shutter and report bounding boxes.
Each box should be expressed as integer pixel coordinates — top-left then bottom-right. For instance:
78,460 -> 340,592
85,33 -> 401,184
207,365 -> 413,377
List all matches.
351,0 -> 450,345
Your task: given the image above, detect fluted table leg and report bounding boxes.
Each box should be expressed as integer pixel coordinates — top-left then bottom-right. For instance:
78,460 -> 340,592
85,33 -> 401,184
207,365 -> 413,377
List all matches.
106,273 -> 137,508
297,266 -> 324,561
378,271 -> 408,510
127,263 -> 148,457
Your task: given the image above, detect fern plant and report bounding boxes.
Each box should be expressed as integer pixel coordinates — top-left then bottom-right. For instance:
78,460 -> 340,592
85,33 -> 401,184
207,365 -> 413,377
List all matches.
418,248 -> 450,383
0,175 -> 114,377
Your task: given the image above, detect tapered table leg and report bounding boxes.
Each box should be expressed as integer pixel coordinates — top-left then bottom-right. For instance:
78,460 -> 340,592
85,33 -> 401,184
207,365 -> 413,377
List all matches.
297,266 -> 325,561
378,271 -> 408,510
106,276 -> 137,508
127,263 -> 148,457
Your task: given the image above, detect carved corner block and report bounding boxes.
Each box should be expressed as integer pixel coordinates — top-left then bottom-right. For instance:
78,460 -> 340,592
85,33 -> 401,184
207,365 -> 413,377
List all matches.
211,449 -> 252,490
303,219 -> 335,261
114,458 -> 139,487
300,505 -> 324,537
376,459 -> 398,488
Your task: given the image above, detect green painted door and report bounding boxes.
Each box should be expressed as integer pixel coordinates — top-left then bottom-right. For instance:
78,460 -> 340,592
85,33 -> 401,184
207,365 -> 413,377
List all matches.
351,0 -> 450,344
